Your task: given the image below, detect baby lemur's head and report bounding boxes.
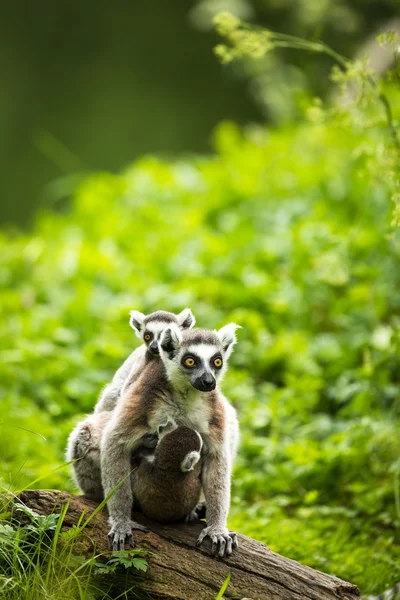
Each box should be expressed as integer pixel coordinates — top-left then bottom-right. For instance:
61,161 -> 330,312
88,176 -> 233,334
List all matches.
159,324 -> 240,392
155,425 -> 203,473
129,308 -> 195,357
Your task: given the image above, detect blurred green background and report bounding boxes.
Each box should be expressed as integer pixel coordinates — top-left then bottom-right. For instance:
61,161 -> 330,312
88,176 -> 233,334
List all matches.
1,0 -> 398,224
1,0 -> 400,597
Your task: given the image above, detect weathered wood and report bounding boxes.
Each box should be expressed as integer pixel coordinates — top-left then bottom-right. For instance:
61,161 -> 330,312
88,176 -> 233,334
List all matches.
11,490 -> 360,600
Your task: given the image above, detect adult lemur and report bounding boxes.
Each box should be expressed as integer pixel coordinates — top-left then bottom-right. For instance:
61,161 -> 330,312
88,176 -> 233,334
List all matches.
67,308 -> 195,499
101,324 -> 240,558
94,308 -> 195,412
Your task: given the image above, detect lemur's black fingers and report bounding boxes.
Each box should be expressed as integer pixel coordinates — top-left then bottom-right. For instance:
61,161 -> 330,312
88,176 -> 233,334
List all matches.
141,433 -> 158,448
112,536 -> 120,551
229,532 -> 238,548
108,526 -> 138,551
131,521 -> 149,532
226,535 -> 233,556
119,534 -> 127,551
185,511 -> 196,524
218,536 -> 226,558
210,536 -> 218,556
186,503 -> 206,523
196,529 -> 207,546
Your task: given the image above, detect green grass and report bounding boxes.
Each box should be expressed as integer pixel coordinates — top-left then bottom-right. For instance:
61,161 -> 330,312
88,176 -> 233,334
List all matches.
0,493 -> 233,600
0,496 -> 99,600
0,493 -> 152,600
1,115 -> 400,595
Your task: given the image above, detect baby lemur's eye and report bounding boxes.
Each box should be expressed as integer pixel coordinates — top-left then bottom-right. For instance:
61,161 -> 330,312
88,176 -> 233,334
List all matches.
184,357 -> 196,368
214,357 -> 223,368
144,333 -> 152,342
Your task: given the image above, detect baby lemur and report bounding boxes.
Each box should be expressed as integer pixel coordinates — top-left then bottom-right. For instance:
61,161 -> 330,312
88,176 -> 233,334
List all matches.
94,308 -> 195,412
101,324 -> 240,558
132,424 -> 203,523
67,308 -> 195,499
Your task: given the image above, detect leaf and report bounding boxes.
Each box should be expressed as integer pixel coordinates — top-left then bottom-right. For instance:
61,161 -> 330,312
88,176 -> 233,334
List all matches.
0,524 -> 15,541
131,558 -> 148,572
14,503 -> 40,520
215,573 -> 231,600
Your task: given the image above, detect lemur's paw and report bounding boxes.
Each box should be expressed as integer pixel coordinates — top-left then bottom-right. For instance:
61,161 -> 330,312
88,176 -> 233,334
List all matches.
196,526 -> 238,558
185,501 -> 207,524
141,432 -> 158,449
181,450 -> 201,472
107,519 -> 148,551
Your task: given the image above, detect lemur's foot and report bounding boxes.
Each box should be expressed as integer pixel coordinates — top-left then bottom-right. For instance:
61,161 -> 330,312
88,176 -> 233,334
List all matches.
107,518 -> 149,551
181,450 -> 201,472
185,501 -> 206,523
196,526 -> 238,558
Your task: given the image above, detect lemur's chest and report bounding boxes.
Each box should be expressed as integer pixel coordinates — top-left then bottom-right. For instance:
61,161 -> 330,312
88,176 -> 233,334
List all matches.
148,391 -> 212,436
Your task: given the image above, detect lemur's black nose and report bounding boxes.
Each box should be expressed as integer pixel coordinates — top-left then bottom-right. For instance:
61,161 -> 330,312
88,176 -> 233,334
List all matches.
200,373 -> 216,391
149,344 -> 159,355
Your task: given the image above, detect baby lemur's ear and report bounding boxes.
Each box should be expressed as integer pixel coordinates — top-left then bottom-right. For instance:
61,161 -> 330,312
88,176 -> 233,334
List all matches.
177,308 -> 195,330
129,310 -> 146,338
160,327 -> 183,359
157,418 -> 177,438
217,323 -> 241,357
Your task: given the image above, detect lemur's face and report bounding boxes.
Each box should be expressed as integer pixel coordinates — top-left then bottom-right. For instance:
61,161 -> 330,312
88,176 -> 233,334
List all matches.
160,325 -> 240,392
129,308 -> 195,356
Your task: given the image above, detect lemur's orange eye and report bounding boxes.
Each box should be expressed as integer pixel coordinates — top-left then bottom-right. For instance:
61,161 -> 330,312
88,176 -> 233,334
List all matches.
144,334 -> 151,341
214,358 -> 223,368
185,357 -> 195,367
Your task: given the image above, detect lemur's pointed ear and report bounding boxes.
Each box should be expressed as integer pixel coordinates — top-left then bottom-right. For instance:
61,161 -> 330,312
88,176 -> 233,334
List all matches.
177,308 -> 195,330
160,327 -> 182,359
217,323 -> 241,357
157,418 -> 177,438
129,311 -> 145,338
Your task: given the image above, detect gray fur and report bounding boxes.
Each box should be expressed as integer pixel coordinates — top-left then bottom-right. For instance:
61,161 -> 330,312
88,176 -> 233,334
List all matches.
68,308 -> 195,500
94,308 -> 195,413
145,310 -> 179,324
100,324 -> 240,556
95,346 -> 147,413
181,329 -> 220,347
66,411 -> 111,501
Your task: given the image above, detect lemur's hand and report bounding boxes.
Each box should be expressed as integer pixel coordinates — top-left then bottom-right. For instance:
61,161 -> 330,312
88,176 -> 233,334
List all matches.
141,432 -> 159,448
185,500 -> 207,523
196,525 -> 238,558
107,518 -> 148,551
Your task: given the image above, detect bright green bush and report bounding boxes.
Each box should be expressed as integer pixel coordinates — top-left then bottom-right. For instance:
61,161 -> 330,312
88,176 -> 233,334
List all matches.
1,117 -> 399,594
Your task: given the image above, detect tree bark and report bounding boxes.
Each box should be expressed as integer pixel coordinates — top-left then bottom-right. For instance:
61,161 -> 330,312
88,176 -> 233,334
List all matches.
11,490 -> 359,600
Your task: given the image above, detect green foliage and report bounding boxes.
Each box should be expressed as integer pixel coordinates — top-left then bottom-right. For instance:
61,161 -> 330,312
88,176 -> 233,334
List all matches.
0,498 -> 148,599
93,551 -> 149,575
215,573 -> 231,600
0,499 -> 92,600
1,107 -> 400,595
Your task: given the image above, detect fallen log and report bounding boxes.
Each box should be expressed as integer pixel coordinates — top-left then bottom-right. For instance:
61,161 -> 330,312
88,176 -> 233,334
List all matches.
10,490 -> 359,600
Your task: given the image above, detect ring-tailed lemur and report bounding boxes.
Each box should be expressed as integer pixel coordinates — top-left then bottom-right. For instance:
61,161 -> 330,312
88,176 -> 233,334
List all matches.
101,324 -> 240,558
94,308 -> 195,413
67,308 -> 195,499
132,423 -> 203,523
